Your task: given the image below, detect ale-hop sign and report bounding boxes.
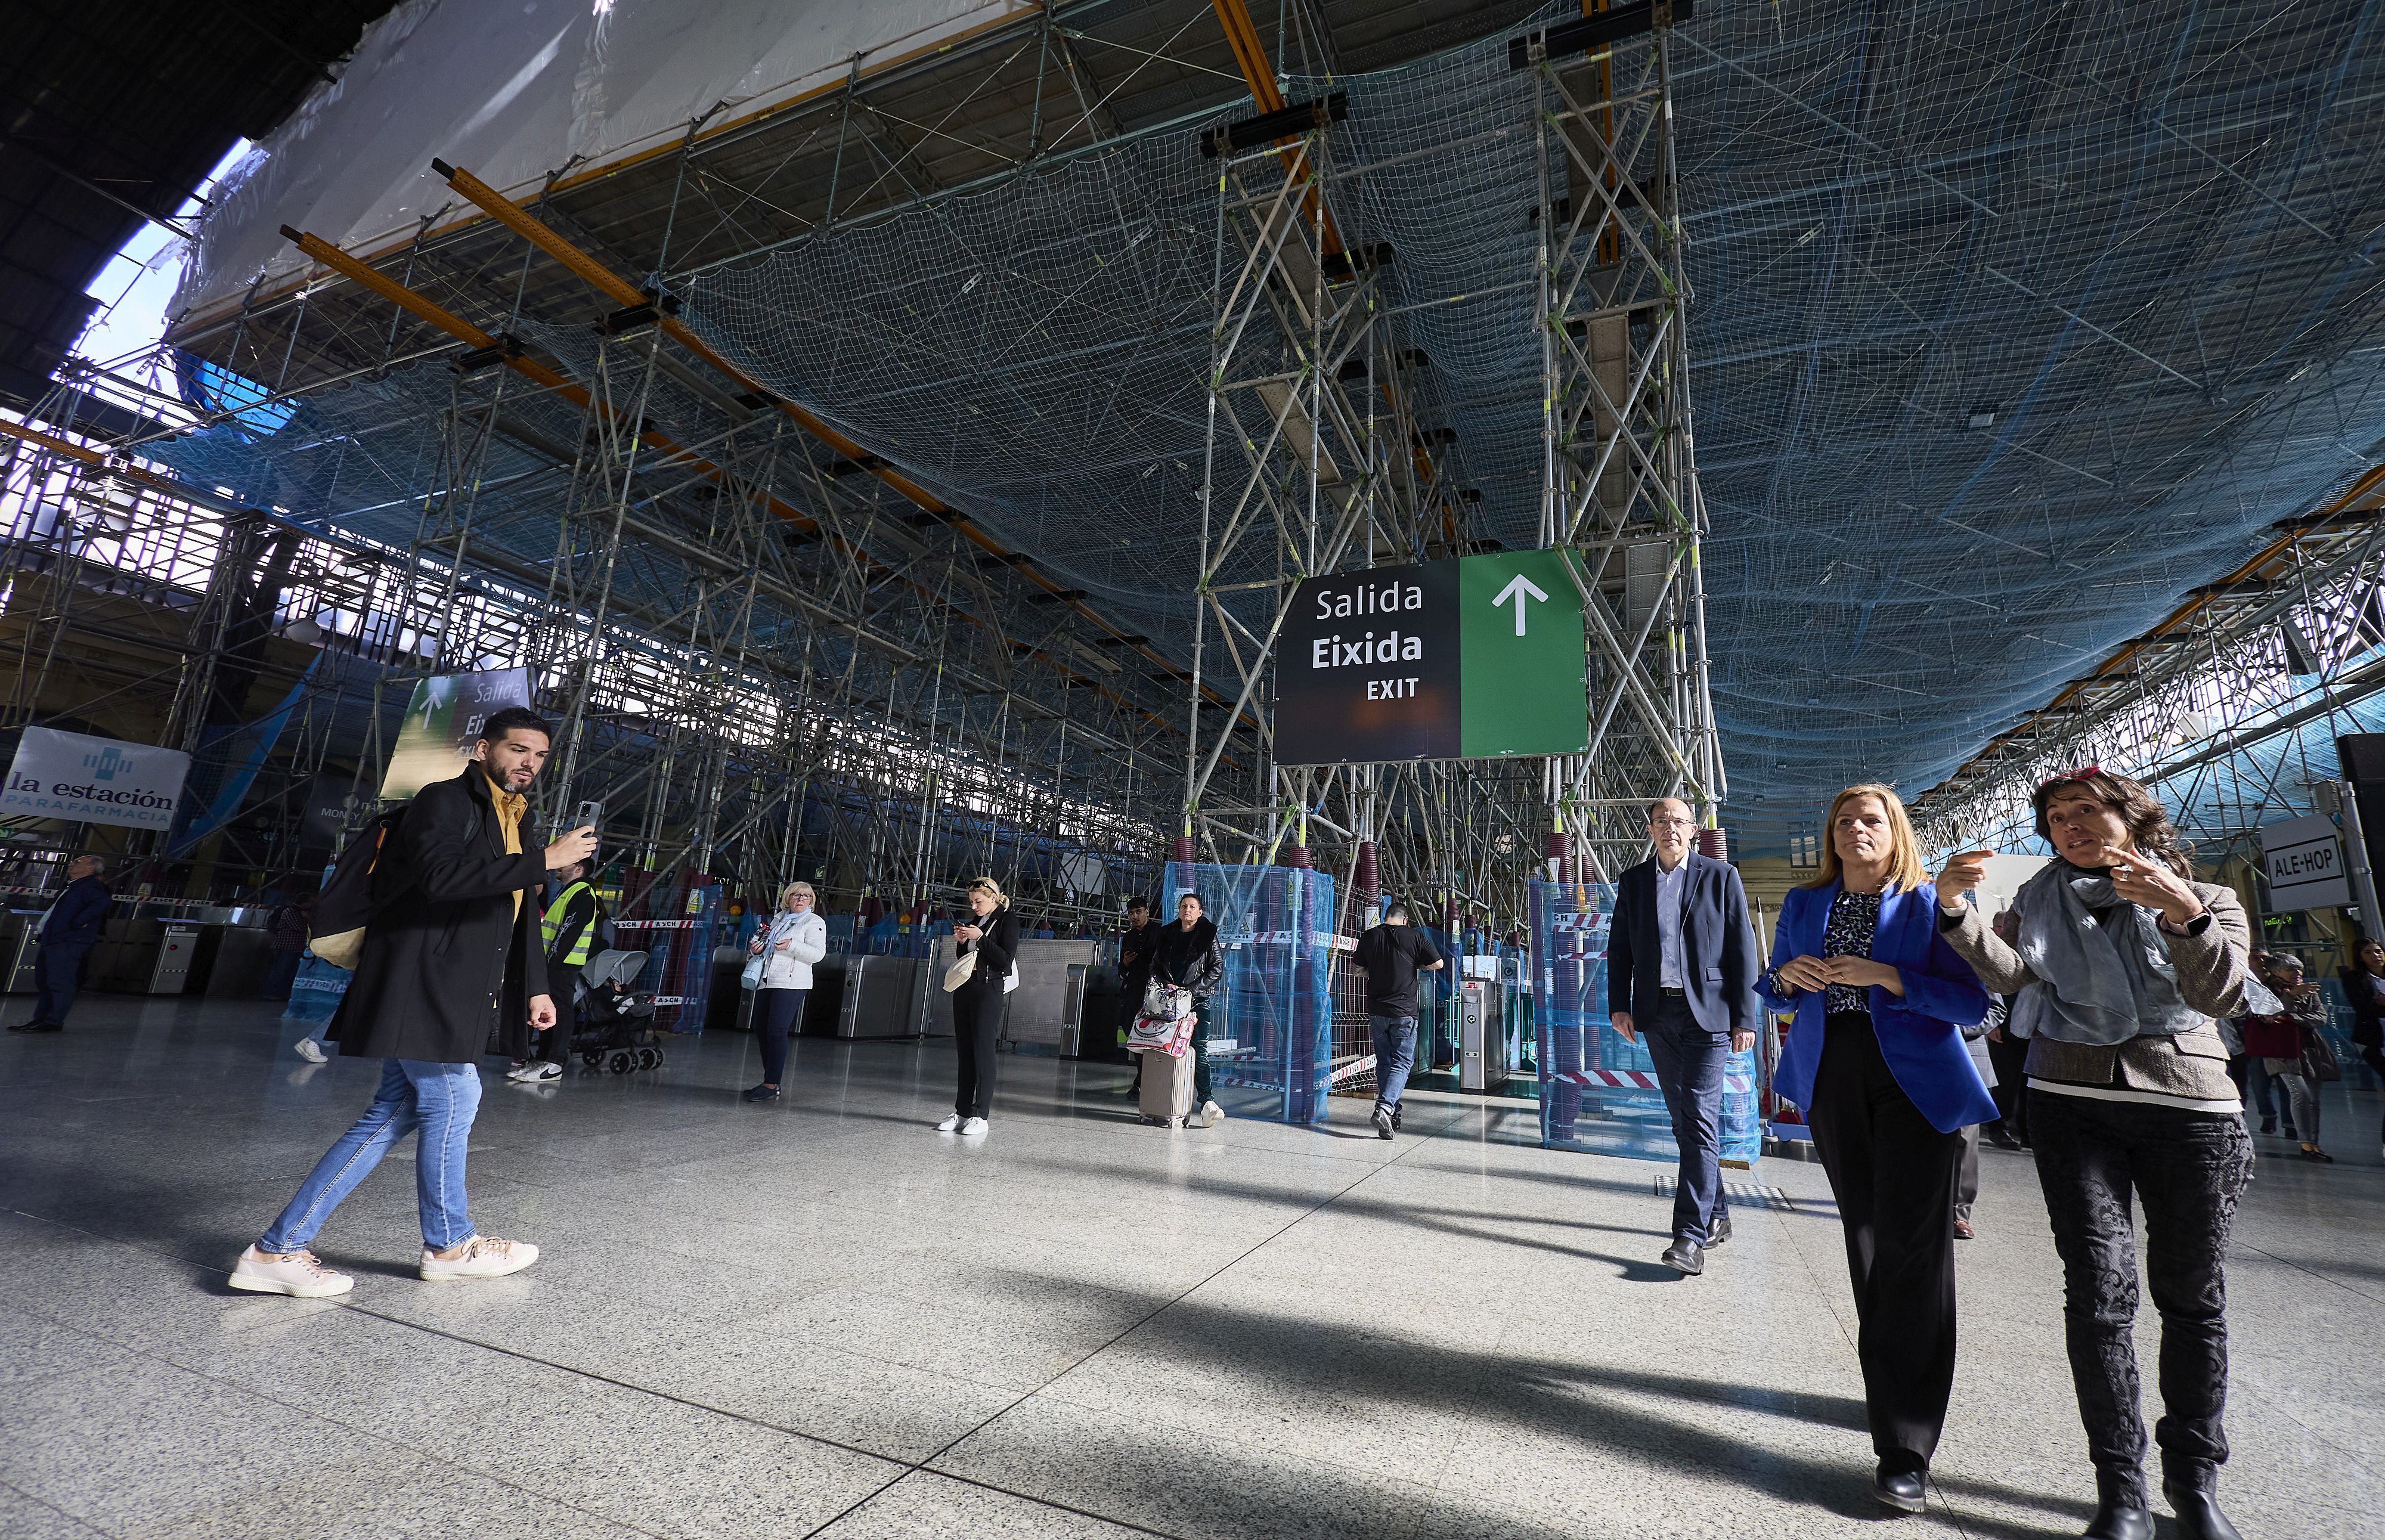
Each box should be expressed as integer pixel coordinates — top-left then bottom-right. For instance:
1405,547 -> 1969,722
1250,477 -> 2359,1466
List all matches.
1275,551 -> 1590,766
2258,812 -> 2352,912
1,726 -> 192,831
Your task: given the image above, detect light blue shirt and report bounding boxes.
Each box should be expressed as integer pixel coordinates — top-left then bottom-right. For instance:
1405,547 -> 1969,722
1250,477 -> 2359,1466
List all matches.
1655,857 -> 1688,988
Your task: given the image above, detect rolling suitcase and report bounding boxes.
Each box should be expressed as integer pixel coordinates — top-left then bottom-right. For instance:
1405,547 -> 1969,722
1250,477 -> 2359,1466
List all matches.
1138,1039 -> 1197,1127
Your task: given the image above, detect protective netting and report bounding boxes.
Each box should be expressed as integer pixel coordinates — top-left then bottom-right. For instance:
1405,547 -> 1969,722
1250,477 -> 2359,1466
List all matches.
155,3 -> 2385,857
1165,861 -> 1336,1124
1530,879 -> 1763,1164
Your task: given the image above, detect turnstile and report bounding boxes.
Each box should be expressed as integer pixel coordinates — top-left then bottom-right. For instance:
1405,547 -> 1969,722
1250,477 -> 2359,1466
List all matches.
149,924 -> 200,993
1458,978 -> 1499,1091
834,954 -> 922,1037
3,916 -> 41,993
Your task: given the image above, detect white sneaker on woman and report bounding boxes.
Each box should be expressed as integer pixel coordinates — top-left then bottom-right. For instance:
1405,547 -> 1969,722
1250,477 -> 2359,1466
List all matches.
292,1037 -> 327,1064
958,1117 -> 989,1136
229,1245 -> 353,1297
418,1235 -> 539,1281
936,1113 -> 963,1132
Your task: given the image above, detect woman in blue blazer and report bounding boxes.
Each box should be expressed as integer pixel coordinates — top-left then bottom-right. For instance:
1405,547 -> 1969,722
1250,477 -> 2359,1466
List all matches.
1761,783 -> 1996,1515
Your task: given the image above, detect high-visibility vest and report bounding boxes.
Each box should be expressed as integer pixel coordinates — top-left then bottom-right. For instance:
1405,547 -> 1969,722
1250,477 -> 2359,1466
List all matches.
542,882 -> 596,969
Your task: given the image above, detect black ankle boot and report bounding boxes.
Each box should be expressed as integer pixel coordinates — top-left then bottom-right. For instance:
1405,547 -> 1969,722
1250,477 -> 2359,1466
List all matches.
2083,1470 -> 2151,1540
2163,1481 -> 2242,1540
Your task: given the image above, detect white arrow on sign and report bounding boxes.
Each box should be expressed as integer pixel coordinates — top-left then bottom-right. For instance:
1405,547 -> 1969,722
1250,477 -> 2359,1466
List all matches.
1492,572 -> 1549,636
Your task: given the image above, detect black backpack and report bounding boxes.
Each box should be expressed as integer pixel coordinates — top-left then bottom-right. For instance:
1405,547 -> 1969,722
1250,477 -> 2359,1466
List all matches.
309,806 -> 410,969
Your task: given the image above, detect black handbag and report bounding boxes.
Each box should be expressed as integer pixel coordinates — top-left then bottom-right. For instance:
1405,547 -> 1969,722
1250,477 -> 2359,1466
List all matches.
2302,1022 -> 2343,1084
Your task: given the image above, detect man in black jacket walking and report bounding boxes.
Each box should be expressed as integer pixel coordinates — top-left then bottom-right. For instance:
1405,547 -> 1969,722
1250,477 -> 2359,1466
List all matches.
230,708 -> 596,1297
7,854 -> 113,1034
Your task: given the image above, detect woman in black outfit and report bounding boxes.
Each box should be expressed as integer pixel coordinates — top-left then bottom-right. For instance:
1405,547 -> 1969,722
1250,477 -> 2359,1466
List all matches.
1938,769 -> 2256,1540
939,877 -> 1018,1138
1150,892 -> 1226,1128
1760,785 -> 1996,1514
2341,937 -> 2385,1161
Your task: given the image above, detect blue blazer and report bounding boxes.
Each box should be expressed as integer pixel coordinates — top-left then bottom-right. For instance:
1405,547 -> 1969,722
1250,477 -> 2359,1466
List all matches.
1607,851 -> 1761,1036
1761,879 -> 1997,1135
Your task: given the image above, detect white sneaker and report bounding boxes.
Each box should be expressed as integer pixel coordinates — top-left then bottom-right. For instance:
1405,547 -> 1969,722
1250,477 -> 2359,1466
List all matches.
958,1117 -> 989,1136
418,1235 -> 539,1281
936,1114 -> 963,1132
509,1060 -> 560,1083
1200,1100 -> 1225,1127
229,1245 -> 353,1298
293,1037 -> 327,1064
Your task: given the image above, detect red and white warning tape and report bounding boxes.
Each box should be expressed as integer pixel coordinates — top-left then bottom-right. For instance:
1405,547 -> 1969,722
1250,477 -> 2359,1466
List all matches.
1551,1068 -> 1662,1090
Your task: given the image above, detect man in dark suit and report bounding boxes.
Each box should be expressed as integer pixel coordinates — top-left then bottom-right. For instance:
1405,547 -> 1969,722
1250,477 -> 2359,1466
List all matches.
230,708 -> 596,1299
7,853 -> 113,1034
1608,797 -> 1760,1276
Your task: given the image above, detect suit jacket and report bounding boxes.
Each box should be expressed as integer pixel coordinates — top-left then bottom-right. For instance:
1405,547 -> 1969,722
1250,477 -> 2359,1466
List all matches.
332,766 -> 550,1064
1607,851 -> 1760,1036
1762,880 -> 1996,1134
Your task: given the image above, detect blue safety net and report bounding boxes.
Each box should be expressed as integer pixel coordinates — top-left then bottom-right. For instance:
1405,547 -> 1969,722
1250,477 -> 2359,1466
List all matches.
1529,879 -> 1761,1165
1165,861 -> 1335,1124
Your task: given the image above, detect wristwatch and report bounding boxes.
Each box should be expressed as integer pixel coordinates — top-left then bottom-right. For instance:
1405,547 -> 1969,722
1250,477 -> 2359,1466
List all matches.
2156,910 -> 2212,937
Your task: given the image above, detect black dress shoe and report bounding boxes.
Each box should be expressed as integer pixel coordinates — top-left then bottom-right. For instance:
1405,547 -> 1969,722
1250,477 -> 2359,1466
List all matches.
1705,1213 -> 1732,1245
1872,1463 -> 1926,1513
2083,1472 -> 2152,1540
2163,1483 -> 2242,1540
23,1021 -> 61,1033
1660,1238 -> 1704,1275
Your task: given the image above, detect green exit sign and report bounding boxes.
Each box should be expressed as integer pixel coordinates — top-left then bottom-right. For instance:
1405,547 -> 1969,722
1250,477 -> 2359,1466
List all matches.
1275,550 -> 1589,767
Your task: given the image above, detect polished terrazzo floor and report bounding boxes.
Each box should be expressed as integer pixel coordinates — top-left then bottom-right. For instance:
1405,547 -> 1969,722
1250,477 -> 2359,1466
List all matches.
1,996 -> 2378,1539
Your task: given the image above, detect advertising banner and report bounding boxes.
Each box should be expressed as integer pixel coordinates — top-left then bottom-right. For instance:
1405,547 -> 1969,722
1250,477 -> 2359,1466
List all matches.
378,668 -> 533,800
1,727 -> 191,831
1275,550 -> 1588,766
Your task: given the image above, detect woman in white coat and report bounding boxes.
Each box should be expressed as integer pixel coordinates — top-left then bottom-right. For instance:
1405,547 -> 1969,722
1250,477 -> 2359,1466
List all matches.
745,882 -> 828,1102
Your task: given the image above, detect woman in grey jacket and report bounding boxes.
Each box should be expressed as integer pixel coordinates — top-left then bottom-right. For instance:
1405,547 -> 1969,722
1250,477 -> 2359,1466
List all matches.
1937,769 -> 2256,1540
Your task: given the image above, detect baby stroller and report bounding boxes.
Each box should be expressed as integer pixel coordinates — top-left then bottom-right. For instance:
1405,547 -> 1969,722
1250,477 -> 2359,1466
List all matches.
573,949 -> 665,1073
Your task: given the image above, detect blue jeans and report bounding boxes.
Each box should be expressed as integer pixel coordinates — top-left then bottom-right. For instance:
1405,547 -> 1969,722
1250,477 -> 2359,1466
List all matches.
1370,1014 -> 1418,1106
33,940 -> 93,1025
258,1059 -> 483,1252
1641,994 -> 1731,1245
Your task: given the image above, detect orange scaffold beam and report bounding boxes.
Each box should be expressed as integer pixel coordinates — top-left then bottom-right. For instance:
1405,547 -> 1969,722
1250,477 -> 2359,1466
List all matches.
1207,0 -> 1343,258
426,159 -> 1215,701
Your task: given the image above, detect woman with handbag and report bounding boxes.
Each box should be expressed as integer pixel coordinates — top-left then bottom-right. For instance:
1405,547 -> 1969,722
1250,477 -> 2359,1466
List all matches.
2245,951 -> 2333,1162
1760,784 -> 1994,1515
2339,937 -> 2385,1160
743,882 -> 827,1102
1151,893 -> 1226,1128
939,877 -> 1019,1136
1937,769 -> 2257,1540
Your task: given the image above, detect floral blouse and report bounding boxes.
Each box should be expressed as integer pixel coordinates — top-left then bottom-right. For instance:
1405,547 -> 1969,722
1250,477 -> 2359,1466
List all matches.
1823,888 -> 1883,1015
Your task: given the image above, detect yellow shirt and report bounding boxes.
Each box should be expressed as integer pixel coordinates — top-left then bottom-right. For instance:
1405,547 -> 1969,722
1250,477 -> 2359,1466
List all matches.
484,773 -> 527,918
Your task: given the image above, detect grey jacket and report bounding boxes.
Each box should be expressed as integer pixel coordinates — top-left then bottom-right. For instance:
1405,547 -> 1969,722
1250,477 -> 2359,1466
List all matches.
1938,879 -> 2251,1103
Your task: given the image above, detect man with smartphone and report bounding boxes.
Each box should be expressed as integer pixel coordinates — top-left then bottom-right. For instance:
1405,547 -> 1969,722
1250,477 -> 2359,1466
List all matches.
230,708 -> 597,1297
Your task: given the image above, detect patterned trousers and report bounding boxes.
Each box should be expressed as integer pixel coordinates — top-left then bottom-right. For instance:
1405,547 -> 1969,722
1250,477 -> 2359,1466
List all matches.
2029,1090 -> 2253,1500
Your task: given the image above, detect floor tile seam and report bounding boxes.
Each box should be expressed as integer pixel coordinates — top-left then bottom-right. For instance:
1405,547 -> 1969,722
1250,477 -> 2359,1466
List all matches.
2234,1241 -> 2385,1306
832,1102 -> 1488,1529
0,1474 -> 116,1538
4,1207 -> 914,1504
795,1467 -> 1184,1540
0,1247 -> 682,1540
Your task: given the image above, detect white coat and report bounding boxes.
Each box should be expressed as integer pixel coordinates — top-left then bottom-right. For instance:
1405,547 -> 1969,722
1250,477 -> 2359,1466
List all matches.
760,909 -> 828,990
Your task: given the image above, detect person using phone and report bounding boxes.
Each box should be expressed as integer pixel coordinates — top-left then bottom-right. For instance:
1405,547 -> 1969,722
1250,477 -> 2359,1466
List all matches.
232,708 -> 597,1298
940,878 -> 1020,1136
743,881 -> 826,1102
1935,767 -> 2256,1540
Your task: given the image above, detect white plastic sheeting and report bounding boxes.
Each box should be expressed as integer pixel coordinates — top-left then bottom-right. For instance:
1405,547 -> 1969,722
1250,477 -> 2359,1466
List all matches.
175,0 -> 1033,321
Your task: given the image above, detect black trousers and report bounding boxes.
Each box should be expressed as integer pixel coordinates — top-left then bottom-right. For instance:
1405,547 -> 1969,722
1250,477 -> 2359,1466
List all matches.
1986,1031 -> 2030,1142
953,986 -> 1005,1118
2028,1089 -> 2252,1499
1806,1012 -> 1964,1473
2362,1044 -> 2385,1147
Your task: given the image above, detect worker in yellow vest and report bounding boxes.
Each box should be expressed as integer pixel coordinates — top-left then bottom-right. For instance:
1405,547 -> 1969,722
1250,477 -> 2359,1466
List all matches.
511,857 -> 600,1083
